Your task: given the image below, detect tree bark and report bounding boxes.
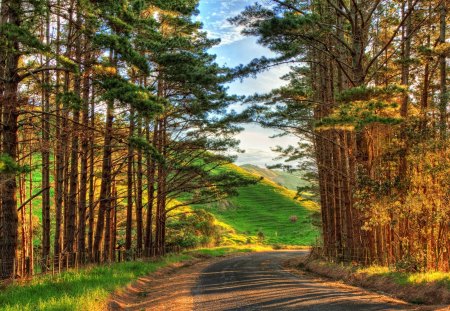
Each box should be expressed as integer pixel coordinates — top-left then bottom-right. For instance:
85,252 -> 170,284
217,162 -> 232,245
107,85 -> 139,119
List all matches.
145,120 -> 156,256
136,117 -> 144,252
78,48 -> 91,260
125,108 -> 135,252
0,0 -> 21,279
41,0 -> 51,270
439,0 -> 447,140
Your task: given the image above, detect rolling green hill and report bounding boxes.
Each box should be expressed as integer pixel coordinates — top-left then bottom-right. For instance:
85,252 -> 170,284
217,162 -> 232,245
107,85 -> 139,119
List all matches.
25,156 -> 320,248
240,164 -> 308,191
192,164 -> 320,246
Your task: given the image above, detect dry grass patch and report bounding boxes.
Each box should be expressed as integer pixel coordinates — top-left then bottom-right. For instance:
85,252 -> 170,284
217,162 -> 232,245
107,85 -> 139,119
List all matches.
286,256 -> 450,306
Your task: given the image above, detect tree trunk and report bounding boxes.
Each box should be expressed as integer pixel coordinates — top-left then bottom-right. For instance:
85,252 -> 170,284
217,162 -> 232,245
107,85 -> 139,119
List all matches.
67,7 -> 82,255
136,117 -> 144,252
145,120 -> 156,256
93,100 -> 114,262
54,6 -> 64,256
78,50 -> 91,260
439,0 -> 447,139
126,108 -> 135,252
0,0 -> 21,279
41,0 -> 51,271
87,94 -> 95,259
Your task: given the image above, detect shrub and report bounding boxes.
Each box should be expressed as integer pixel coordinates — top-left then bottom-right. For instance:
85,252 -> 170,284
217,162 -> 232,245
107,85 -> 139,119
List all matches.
257,231 -> 265,242
395,255 -> 422,273
166,209 -> 220,249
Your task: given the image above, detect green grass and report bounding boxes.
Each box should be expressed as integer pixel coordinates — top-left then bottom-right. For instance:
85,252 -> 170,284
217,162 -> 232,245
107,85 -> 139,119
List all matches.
304,260 -> 450,305
316,261 -> 450,289
193,165 -> 320,246
188,245 -> 272,257
358,266 -> 450,289
0,254 -> 191,311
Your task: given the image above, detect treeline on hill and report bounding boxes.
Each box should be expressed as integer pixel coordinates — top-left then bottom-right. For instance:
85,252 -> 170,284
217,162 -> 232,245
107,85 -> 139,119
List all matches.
0,0 -> 256,279
234,0 -> 449,271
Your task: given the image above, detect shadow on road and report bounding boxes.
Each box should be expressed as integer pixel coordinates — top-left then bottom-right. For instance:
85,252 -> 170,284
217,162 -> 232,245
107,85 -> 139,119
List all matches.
193,251 -> 411,311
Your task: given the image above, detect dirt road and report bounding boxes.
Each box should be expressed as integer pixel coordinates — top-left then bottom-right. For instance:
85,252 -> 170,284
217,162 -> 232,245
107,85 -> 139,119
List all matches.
109,251 -> 430,310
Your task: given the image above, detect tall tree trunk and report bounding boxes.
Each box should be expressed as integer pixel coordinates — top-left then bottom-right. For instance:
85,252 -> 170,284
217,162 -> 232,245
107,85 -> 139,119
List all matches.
155,117 -> 168,256
67,6 -> 82,255
111,181 -> 117,260
136,117 -> 144,252
125,108 -> 135,252
439,0 -> 447,139
93,100 -> 114,262
145,120 -> 156,256
0,0 -> 21,279
78,50 -> 91,261
62,0 -> 75,252
54,0 -> 63,257
155,119 -> 164,256
398,0 -> 413,259
28,144 -> 34,276
87,94 -> 95,259
41,0 -> 51,271
438,0 -> 448,268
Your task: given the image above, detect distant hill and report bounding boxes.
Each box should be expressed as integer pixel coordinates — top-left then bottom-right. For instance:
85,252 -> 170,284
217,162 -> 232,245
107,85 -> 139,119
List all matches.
240,164 -> 308,191
191,164 -> 320,246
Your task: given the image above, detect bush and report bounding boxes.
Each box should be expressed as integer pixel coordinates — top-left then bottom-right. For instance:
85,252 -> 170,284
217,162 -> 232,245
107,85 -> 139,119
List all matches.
257,231 -> 265,242
395,255 -> 422,273
166,209 -> 221,249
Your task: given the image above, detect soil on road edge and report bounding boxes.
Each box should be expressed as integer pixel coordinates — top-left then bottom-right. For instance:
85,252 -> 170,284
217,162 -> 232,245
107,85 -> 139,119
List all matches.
108,254 -> 244,311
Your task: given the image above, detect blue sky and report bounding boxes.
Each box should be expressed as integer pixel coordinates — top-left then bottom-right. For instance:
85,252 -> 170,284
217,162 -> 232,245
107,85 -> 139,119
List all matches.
197,0 -> 297,167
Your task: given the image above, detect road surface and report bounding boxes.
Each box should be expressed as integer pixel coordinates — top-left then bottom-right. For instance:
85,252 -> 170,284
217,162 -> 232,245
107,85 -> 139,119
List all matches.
193,251 -> 411,311
109,251 -> 428,310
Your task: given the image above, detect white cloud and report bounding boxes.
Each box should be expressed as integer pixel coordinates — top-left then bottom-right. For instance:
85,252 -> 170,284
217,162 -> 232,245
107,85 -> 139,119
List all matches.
228,65 -> 290,97
234,124 -> 298,166
199,0 -> 251,46
204,21 -> 245,46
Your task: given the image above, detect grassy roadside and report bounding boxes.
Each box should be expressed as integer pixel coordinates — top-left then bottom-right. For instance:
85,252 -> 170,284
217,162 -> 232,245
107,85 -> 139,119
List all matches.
0,245 -> 270,311
185,245 -> 272,257
289,258 -> 450,305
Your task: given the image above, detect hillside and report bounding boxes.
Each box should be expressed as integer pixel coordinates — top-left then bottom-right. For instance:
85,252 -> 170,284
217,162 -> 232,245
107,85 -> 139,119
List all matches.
240,164 -> 308,191
191,164 -> 320,246
25,157 -> 319,248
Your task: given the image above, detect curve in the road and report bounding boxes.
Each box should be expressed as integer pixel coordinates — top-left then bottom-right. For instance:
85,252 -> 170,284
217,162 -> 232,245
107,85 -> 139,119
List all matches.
193,251 -> 413,311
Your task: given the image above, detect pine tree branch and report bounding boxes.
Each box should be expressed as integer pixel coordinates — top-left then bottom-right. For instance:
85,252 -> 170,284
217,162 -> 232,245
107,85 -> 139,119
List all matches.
17,187 -> 51,212
364,0 -> 382,27
365,0 -> 421,73
271,0 -> 307,15
326,0 -> 353,24
18,67 -> 72,81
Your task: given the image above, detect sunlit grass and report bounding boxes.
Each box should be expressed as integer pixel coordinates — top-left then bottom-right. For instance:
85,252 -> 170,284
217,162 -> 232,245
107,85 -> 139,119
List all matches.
0,254 -> 191,311
189,245 -> 273,257
192,165 -> 320,246
388,271 -> 450,288
357,265 -> 390,275
406,272 -> 450,284
357,265 -> 450,288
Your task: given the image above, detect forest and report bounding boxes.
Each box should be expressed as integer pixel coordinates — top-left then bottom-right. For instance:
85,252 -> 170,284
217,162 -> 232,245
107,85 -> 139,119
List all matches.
0,0 -> 448,287
0,0 -> 261,279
